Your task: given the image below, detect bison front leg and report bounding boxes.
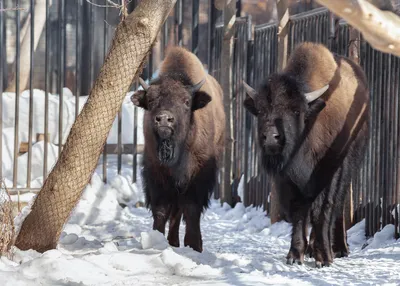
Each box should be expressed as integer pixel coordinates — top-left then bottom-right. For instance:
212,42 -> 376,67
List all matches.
152,204 -> 172,235
167,205 -> 182,247
311,202 -> 334,268
183,203 -> 203,252
286,205 -> 309,265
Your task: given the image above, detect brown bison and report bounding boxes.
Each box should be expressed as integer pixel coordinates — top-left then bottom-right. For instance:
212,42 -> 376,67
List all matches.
243,42 -> 369,268
131,46 -> 225,252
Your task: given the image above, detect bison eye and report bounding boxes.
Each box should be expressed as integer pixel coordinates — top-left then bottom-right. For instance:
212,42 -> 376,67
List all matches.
184,99 -> 190,107
294,110 -> 300,116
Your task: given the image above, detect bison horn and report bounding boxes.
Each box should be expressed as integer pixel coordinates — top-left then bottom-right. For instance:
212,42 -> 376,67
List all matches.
138,77 -> 149,91
304,84 -> 329,103
243,81 -> 257,99
190,78 -> 206,93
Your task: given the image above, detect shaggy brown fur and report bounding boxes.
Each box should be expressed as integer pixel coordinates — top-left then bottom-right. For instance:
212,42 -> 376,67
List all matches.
243,42 -> 369,267
131,46 -> 225,252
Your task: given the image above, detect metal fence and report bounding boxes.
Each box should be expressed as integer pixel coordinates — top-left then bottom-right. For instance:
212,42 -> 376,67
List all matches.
288,7 -> 329,54
2,1 -> 400,239
358,43 -> 400,237
0,0 -> 205,194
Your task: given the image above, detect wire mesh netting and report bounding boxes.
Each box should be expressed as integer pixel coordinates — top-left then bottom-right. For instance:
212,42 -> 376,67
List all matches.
0,181 -> 14,257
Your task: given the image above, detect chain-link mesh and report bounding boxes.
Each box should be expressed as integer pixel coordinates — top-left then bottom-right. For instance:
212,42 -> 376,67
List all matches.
14,0 -> 177,252
0,181 -> 14,257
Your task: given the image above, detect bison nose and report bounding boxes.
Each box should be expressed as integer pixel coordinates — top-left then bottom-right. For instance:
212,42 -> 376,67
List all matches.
263,127 -> 282,143
262,126 -> 284,155
155,111 -> 174,126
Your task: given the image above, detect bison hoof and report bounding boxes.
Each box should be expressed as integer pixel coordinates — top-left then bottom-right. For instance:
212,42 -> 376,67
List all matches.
335,250 -> 349,258
305,245 -> 314,258
286,258 -> 303,266
315,261 -> 331,268
184,241 -> 203,253
286,252 -> 304,266
168,240 -> 180,248
286,258 -> 294,265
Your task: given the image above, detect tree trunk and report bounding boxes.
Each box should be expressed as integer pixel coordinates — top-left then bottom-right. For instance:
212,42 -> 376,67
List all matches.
6,0 -> 47,93
15,0 -> 177,253
220,0 -> 235,207
315,0 -> 400,57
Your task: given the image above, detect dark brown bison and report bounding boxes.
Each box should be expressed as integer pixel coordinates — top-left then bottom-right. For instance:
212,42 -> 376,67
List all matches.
243,42 -> 369,268
131,46 -> 225,252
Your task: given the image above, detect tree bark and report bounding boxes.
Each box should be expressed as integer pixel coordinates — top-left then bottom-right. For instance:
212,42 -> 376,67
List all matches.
6,0 -> 47,93
219,0 -> 235,206
15,0 -> 176,253
315,0 -> 400,57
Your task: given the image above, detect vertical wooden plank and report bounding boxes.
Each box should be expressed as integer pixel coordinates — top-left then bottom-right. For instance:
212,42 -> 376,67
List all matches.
344,26 -> 360,230
277,0 -> 289,72
271,0 -> 289,223
191,0 -> 199,55
220,0 -> 236,207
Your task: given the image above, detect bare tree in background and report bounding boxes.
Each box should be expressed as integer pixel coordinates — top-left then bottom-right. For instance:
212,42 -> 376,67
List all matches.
5,0 -> 47,93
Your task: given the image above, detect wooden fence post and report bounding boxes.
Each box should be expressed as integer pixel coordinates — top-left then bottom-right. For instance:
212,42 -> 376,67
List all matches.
344,27 -> 361,230
219,0 -> 235,207
270,0 -> 289,224
277,0 -> 289,72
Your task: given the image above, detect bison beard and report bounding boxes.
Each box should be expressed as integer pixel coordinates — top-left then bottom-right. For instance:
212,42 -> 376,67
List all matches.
158,139 -> 174,164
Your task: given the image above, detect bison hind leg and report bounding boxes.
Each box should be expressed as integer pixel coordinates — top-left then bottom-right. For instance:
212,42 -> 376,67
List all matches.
306,226 -> 315,258
332,215 -> 349,258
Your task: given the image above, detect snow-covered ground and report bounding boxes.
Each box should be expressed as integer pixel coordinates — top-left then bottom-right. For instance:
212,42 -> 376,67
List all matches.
2,88 -> 400,285
3,176 -> 400,285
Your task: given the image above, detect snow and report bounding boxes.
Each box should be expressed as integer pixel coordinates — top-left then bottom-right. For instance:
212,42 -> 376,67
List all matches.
1,87 -> 144,187
2,87 -> 400,285
3,187 -> 400,285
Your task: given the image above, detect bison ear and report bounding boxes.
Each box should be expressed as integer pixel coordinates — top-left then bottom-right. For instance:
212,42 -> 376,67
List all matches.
131,90 -> 147,110
243,81 -> 258,116
192,91 -> 212,111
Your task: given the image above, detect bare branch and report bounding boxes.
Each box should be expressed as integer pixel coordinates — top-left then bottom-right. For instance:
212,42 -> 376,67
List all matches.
0,7 -> 27,12
315,0 -> 400,57
85,0 -> 132,17
214,0 -> 233,11
85,0 -> 122,9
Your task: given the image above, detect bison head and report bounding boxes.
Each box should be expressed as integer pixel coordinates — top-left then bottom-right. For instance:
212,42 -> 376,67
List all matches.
243,74 -> 328,172
131,74 -> 211,166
